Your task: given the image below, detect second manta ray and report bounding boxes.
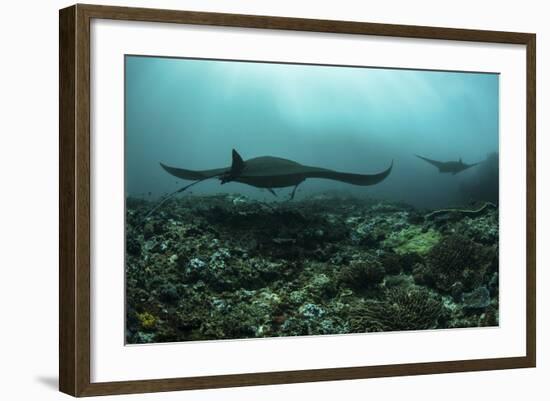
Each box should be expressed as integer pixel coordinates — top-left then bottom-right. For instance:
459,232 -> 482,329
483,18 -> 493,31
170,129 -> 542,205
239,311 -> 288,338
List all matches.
147,149 -> 393,217
415,154 -> 481,175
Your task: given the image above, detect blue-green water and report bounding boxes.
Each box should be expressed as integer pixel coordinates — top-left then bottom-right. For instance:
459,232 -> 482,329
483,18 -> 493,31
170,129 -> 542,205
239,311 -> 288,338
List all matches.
125,55 -> 498,208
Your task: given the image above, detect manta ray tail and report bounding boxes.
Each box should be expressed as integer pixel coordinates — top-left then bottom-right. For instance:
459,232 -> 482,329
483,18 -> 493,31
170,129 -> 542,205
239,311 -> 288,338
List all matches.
152,150 -> 242,218
146,161 -> 230,219
144,176 -> 214,219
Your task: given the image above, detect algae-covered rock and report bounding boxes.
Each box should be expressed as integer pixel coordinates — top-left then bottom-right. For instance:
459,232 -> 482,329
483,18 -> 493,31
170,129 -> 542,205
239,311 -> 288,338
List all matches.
382,226 -> 441,255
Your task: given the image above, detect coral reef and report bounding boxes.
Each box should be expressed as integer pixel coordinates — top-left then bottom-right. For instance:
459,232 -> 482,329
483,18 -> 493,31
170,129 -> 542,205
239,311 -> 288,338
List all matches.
125,193 -> 499,343
350,287 -> 443,332
422,234 -> 495,293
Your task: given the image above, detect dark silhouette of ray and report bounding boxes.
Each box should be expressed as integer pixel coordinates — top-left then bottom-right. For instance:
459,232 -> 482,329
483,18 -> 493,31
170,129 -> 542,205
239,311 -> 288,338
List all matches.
415,154 -> 480,175
162,149 -> 392,194
145,149 -> 393,217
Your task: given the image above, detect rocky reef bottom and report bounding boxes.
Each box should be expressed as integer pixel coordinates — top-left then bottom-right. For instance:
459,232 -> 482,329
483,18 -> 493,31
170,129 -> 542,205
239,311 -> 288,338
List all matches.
125,193 -> 499,344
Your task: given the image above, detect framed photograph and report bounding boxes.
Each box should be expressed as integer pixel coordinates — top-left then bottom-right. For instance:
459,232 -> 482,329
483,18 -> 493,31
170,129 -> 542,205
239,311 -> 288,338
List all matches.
59,4 -> 536,397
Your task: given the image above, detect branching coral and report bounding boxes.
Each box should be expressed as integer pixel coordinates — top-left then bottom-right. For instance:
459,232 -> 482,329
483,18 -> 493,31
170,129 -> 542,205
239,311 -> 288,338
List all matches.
425,234 -> 493,292
350,287 -> 442,332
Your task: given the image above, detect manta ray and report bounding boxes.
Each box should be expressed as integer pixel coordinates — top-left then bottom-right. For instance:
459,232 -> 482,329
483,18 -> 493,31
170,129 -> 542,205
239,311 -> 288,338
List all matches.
146,149 -> 393,216
415,154 -> 481,175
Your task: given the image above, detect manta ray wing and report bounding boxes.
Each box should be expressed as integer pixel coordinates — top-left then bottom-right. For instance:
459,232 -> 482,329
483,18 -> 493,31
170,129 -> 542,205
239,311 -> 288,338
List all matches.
415,154 -> 446,169
301,161 -> 394,185
159,162 -> 228,181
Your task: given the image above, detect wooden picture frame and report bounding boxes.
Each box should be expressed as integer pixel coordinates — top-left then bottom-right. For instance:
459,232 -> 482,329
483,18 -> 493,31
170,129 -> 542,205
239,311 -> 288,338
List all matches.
59,3 -> 536,397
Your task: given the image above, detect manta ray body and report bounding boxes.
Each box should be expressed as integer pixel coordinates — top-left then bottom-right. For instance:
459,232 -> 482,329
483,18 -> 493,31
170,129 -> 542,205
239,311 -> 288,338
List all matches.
161,149 -> 393,198
145,149 -> 392,217
415,154 -> 480,175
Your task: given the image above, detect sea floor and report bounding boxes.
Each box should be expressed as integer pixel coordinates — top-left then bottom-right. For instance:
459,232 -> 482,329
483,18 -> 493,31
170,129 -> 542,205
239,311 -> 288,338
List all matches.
125,193 -> 499,344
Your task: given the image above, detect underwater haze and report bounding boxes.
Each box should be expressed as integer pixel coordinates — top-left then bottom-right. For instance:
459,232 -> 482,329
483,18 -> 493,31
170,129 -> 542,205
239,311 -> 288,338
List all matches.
125,55 -> 500,344
125,56 -> 499,209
